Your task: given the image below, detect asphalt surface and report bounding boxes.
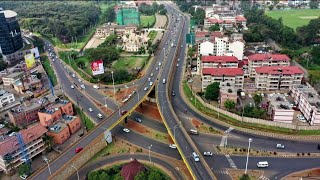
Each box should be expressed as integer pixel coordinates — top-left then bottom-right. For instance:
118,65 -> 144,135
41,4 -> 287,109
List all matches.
69,154 -> 184,180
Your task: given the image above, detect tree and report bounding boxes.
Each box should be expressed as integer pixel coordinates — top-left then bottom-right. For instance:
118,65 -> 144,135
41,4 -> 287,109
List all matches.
209,23 -> 220,32
0,59 -> 7,71
224,100 -> 236,111
240,0 -> 252,12
252,107 -> 265,118
253,94 -> 262,106
36,72 -> 42,79
134,171 -> 147,180
148,171 -> 162,180
204,82 -> 220,101
159,9 -> 167,15
309,0 -> 319,9
240,174 -> 251,180
99,172 -> 110,179
268,5 -> 274,10
98,34 -> 117,48
88,171 -> 100,180
18,163 -> 31,176
43,134 -> 54,152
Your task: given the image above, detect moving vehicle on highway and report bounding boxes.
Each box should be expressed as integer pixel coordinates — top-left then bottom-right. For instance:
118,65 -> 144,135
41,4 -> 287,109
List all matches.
88,108 -> 93,112
276,144 -> 285,149
192,152 -> 200,162
162,79 -> 166,84
203,152 -> 213,156
93,85 -> 99,89
97,114 -> 103,119
75,147 -> 83,153
257,161 -> 269,168
70,85 -> 74,89
135,118 -> 142,123
189,129 -> 199,135
169,144 -> 177,149
123,128 -> 130,133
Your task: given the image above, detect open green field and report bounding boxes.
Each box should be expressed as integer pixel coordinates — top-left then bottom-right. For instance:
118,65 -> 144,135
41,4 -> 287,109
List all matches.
140,15 -> 156,28
265,9 -> 320,30
112,56 -> 148,71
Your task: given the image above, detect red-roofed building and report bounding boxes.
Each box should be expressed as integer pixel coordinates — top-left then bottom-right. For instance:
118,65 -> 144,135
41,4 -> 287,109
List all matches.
202,68 -> 244,91
121,159 -> 146,180
248,53 -> 291,77
0,123 -> 48,174
255,66 -> 304,90
201,56 -> 238,75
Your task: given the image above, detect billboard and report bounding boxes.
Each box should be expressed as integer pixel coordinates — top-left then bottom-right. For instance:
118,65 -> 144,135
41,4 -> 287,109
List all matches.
91,60 -> 104,76
25,54 -> 36,69
104,130 -> 112,144
30,47 -> 40,59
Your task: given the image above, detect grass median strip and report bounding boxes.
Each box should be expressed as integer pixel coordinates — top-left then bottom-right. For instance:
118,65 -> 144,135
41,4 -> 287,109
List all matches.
75,106 -> 95,131
183,81 -> 320,136
41,56 -> 57,86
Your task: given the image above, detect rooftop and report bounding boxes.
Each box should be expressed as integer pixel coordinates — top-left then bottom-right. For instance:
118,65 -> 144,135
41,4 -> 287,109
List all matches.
0,123 -> 47,156
294,84 -> 320,110
3,72 -> 23,79
0,89 -> 13,97
255,66 -> 304,75
0,10 -> 17,18
236,15 -> 247,22
195,31 -> 223,38
220,82 -> 237,94
62,115 -> 77,123
268,94 -> 293,110
39,99 -> 70,114
202,56 -> 238,63
202,68 -> 244,77
248,53 -> 291,61
48,121 -> 67,133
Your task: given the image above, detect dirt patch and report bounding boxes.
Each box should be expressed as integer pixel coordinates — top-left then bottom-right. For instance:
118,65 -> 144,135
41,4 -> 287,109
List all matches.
192,119 -> 202,127
192,119 -> 223,135
126,120 -> 150,134
102,86 -> 137,103
284,168 -> 320,180
299,16 -> 318,19
92,99 -> 113,115
136,101 -> 162,121
228,169 -> 263,180
167,135 -> 174,144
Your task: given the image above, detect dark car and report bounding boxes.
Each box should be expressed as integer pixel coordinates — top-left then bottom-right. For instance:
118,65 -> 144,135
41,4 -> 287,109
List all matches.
121,110 -> 128,115
318,144 -> 320,150
172,91 -> 176,96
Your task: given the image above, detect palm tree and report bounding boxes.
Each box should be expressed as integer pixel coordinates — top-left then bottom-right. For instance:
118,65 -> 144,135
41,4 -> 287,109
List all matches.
43,134 -> 54,152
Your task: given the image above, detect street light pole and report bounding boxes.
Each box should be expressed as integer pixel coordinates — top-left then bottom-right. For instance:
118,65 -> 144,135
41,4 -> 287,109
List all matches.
104,97 -> 107,108
71,165 -> 79,180
111,71 -> 120,116
43,157 -> 51,175
245,138 -> 252,174
148,144 -> 152,165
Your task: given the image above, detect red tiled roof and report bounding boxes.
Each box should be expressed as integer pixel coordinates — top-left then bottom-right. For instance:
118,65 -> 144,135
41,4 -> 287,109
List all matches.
207,18 -> 224,24
255,66 -> 304,75
238,60 -> 248,68
202,56 -> 238,63
196,31 -> 211,38
236,15 -> 247,22
196,31 -> 224,38
248,53 -> 291,61
121,159 -> 146,180
0,123 -> 48,156
202,68 -> 244,76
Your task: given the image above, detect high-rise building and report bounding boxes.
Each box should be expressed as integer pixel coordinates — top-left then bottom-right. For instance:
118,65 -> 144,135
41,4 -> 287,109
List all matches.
0,8 -> 23,56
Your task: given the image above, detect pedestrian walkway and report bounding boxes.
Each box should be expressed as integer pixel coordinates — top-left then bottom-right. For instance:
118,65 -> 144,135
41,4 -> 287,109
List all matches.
212,169 -> 229,175
259,175 -> 269,180
225,155 -> 237,169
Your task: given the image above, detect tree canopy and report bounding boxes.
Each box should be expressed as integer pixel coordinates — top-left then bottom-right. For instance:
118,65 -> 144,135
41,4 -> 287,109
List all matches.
18,163 -> 31,176
204,82 -> 220,101
209,23 -> 220,32
224,100 -> 236,111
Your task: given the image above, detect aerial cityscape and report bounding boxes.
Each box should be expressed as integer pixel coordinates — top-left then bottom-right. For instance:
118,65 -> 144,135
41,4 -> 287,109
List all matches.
0,0 -> 319,180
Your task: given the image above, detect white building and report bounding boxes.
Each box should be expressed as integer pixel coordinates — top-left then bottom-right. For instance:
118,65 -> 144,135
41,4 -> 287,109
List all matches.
268,94 -> 294,123
2,72 -> 23,86
255,66 -> 304,91
290,83 -> 320,125
248,53 -> 291,77
0,90 -> 15,108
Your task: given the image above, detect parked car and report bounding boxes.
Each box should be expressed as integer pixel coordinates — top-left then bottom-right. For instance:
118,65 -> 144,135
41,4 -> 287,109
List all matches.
20,174 -> 28,179
0,124 -> 4,128
70,85 -> 74,89
276,144 -> 285,149
75,147 -> 83,153
80,84 -> 85,89
172,91 -> 176,96
144,87 -> 148,91
93,85 -> 99,89
42,156 -> 49,162
123,128 -> 130,133
135,118 -> 142,123
150,73 -> 154,77
203,152 -> 213,156
78,79 -> 81,82
97,114 -> 103,119
88,108 -> 93,112
72,74 -> 76,78
169,144 -> 177,149
149,82 -> 153,86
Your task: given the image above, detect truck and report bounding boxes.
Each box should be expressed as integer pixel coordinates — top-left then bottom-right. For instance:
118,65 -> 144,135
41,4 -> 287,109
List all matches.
240,92 -> 245,98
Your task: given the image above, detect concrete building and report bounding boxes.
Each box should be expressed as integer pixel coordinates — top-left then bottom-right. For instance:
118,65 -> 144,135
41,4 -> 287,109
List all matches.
95,24 -> 138,39
197,32 -> 245,60
248,53 -> 291,77
220,83 -> 237,108
268,94 -> 294,123
0,123 -> 47,174
290,83 -> 320,125
255,66 -> 304,91
121,31 -> 149,52
198,55 -> 238,75
2,72 -> 24,87
62,115 -> 81,134
13,75 -> 42,94
0,89 -> 15,108
202,68 -> 244,91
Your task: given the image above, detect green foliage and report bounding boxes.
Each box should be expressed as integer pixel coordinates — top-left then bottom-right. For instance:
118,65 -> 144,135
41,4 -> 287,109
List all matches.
36,72 -> 42,80
297,18 -> 320,45
18,163 -> 31,176
41,56 -> 57,86
75,106 -> 95,131
240,0 -> 252,12
204,82 -> 220,101
43,134 -> 54,151
209,23 -> 220,32
0,58 -> 7,72
268,5 -> 274,10
85,47 -> 120,64
134,171 -> 147,180
159,9 -> 167,15
139,2 -> 159,15
309,0 -> 319,9
102,70 -> 133,84
189,7 -> 206,26
253,94 -> 263,106
98,34 -> 117,48
148,171 -> 162,179
243,105 -> 266,118
240,174 -> 251,180
30,36 -> 45,53
224,100 -> 236,111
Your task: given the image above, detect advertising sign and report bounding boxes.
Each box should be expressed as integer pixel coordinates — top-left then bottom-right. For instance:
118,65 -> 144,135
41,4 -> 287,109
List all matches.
104,130 -> 112,144
30,47 -> 40,59
25,54 -> 35,68
91,59 -> 104,76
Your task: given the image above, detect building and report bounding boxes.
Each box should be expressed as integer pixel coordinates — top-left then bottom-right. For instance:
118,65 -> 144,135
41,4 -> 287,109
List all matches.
116,6 -> 140,26
2,72 -> 24,87
0,123 -> 47,174
95,24 -> 138,39
38,99 -> 73,127
121,159 -> 146,180
0,89 -> 15,108
197,55 -> 238,75
62,115 -> 81,134
13,75 -> 42,94
248,53 -> 291,77
202,68 -> 244,91
121,31 -> 149,52
197,32 -> 245,60
290,83 -> 320,125
220,83 -> 237,108
288,0 -> 310,6
0,9 -> 23,56
268,94 -> 294,123
254,66 -> 304,91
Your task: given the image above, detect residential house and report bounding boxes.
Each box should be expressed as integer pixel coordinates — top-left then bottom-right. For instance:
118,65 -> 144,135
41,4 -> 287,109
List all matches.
268,94 -> 294,123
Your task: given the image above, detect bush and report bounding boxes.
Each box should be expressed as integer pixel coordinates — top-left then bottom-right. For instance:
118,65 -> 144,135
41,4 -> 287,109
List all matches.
297,153 -> 300,156
235,148 -> 237,152
308,153 -> 311,156
302,153 -> 305,156
273,152 -> 277,155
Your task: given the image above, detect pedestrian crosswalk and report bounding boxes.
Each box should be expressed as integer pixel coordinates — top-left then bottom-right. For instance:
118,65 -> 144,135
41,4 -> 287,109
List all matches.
259,175 -> 269,180
225,154 -> 237,169
212,169 -> 229,175
220,136 -> 227,146
225,127 -> 234,133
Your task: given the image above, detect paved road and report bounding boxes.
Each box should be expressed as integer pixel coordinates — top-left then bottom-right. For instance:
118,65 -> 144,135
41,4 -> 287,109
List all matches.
69,154 -> 184,180
128,112 -> 167,133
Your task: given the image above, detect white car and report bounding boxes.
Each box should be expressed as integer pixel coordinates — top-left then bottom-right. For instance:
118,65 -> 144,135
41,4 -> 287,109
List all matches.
20,174 -> 28,179
148,77 -> 151,82
72,74 -> 76,78
80,84 -> 85,89
177,63 -> 179,67
122,98 -> 129,103
123,128 -> 130,133
248,94 -> 252,98
88,108 -> 93,112
78,79 -> 81,82
149,82 -> 153,86
169,144 -> 177,149
203,152 -> 213,156
0,124 -> 4,128
178,58 -> 180,61
9,132 -> 16,137
70,85 -> 74,89
144,87 -> 148,91
93,85 -> 99,89
158,62 -> 162,66
150,73 -> 154,77
156,67 -> 159,70
276,144 -> 285,149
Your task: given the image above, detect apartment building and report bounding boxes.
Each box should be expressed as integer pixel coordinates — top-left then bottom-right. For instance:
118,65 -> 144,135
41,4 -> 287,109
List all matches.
204,15 -> 247,30
255,66 -> 304,91
0,123 -> 47,174
0,90 -> 15,108
290,83 -> 320,125
220,82 -> 237,108
2,72 -> 23,87
198,33 -> 244,60
202,68 -> 244,91
197,55 -> 238,75
268,94 -> 294,123
248,53 -> 291,77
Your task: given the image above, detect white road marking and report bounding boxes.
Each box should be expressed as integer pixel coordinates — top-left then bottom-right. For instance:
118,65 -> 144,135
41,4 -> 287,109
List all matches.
224,127 -> 234,133
225,155 -> 237,169
220,136 -> 227,146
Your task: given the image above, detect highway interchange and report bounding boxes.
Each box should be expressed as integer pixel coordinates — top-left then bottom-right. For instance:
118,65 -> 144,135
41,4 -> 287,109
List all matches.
31,2 -> 320,180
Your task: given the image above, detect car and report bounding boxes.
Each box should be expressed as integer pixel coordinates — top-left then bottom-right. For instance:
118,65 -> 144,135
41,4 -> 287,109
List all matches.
248,94 -> 252,98
192,152 -> 200,162
203,152 -> 213,156
318,144 -> 320,150
97,114 -> 103,119
149,82 -> 153,86
181,45 -> 183,48
20,174 -> 28,179
148,77 -> 151,82
121,110 -> 128,115
93,85 -> 99,89
172,91 -> 176,96
144,87 -> 148,91
0,124 -> 4,128
169,144 -> 177,149
72,74 -> 76,78
135,118 -> 142,123
9,132 -> 16,137
150,73 -> 154,77
156,67 -> 159,70
75,147 -> 83,153
88,108 -> 93,112
70,85 -> 74,89
158,62 -> 162,66
178,58 -> 180,61
78,79 -> 81,82
42,156 -> 49,162
122,98 -> 129,103
276,144 -> 285,149
63,66 -> 66,69
80,84 -> 85,89
123,128 -> 130,133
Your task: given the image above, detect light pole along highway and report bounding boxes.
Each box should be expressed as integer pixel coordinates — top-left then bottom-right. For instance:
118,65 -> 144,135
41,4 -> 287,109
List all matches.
30,3 -> 187,180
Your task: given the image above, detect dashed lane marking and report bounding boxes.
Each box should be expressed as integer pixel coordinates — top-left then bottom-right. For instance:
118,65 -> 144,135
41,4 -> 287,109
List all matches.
225,155 -> 237,169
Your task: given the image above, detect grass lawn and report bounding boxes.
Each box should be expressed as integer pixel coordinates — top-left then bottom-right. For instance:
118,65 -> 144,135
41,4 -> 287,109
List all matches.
75,106 -> 95,131
148,30 -> 157,41
265,9 -> 320,30
41,56 -> 57,86
112,56 -> 148,71
140,15 -> 156,28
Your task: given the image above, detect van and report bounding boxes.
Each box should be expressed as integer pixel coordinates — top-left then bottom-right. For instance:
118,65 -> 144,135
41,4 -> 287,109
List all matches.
189,129 -> 199,135
162,79 -> 166,84
192,152 -> 199,162
257,161 -> 268,168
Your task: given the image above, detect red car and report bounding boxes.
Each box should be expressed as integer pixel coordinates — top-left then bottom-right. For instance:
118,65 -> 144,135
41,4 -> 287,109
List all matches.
75,147 -> 83,153
121,110 -> 128,115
